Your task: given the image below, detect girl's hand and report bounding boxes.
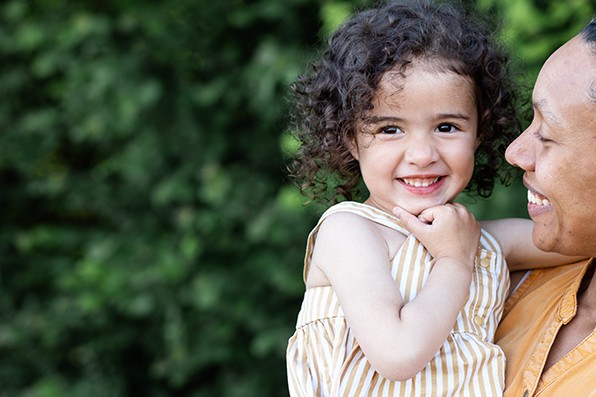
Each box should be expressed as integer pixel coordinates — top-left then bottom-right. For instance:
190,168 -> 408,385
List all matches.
393,203 -> 480,267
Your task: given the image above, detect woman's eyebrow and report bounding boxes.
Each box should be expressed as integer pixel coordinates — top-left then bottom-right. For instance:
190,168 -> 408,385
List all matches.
534,99 -> 563,129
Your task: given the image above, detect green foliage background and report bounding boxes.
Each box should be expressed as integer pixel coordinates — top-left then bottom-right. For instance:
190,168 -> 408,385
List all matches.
0,0 -> 593,396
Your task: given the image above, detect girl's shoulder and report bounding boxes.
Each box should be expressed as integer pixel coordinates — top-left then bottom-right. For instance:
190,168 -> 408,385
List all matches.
317,201 -> 408,234
313,201 -> 409,261
305,202 -> 408,288
314,202 -> 397,247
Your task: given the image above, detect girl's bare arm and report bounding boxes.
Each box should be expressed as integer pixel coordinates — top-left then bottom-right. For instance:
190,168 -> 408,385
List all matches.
311,204 -> 478,381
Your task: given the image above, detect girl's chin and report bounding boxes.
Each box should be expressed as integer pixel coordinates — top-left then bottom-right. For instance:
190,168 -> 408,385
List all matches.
365,198 -> 449,216
399,201 -> 446,216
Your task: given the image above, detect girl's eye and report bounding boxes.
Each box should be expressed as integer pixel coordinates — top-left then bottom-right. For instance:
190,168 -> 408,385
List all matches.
436,123 -> 457,133
380,126 -> 403,135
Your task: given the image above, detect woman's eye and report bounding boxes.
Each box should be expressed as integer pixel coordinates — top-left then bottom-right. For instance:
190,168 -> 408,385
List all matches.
534,131 -> 551,143
436,123 -> 457,133
380,126 -> 403,135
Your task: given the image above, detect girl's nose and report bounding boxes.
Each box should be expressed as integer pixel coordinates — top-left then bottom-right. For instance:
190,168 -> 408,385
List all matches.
405,137 -> 439,167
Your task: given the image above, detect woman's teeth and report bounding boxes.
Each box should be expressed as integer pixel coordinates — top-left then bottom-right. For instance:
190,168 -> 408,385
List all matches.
528,190 -> 551,206
402,177 -> 440,187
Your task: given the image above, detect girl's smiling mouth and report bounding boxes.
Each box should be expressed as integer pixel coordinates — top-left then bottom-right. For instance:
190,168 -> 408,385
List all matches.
400,176 -> 443,187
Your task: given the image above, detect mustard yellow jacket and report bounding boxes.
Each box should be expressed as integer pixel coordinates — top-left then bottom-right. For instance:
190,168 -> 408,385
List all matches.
495,259 -> 595,397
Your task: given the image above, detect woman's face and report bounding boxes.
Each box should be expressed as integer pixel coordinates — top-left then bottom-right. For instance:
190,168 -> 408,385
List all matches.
505,36 -> 596,256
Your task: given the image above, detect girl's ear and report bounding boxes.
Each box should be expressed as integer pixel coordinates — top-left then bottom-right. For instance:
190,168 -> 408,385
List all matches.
346,135 -> 359,160
476,111 -> 490,150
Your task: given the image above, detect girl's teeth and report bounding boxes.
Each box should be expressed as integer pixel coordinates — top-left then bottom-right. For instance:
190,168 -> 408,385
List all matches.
402,177 -> 439,187
527,190 -> 551,206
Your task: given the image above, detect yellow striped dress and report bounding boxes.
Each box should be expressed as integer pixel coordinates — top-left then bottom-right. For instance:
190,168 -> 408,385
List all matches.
287,201 -> 510,396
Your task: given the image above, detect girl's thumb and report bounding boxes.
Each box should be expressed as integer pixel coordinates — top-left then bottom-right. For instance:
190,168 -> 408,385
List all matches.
392,205 -> 420,231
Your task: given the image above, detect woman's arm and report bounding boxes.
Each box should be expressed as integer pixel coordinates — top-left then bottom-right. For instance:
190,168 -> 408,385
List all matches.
311,204 -> 478,381
480,218 -> 586,271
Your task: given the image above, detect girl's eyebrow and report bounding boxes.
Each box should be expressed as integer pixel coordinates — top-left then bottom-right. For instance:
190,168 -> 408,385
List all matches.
436,113 -> 471,120
361,116 -> 404,124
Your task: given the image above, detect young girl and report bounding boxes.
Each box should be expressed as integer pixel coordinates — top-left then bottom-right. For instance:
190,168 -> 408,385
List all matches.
286,1 -> 581,396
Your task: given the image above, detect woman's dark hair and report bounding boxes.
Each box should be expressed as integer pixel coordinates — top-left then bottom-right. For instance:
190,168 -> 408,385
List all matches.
288,0 -> 519,204
580,18 -> 596,45
580,18 -> 596,104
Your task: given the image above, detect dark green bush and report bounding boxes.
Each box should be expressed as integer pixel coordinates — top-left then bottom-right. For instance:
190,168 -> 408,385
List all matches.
0,0 -> 592,395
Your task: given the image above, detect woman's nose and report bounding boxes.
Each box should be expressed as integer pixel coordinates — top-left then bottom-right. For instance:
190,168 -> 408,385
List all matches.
505,128 -> 535,172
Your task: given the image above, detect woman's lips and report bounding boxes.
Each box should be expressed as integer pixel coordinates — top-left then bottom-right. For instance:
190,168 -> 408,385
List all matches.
527,189 -> 552,217
527,189 -> 551,206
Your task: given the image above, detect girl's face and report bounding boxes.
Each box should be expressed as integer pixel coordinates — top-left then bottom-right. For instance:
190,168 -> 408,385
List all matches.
350,63 -> 479,215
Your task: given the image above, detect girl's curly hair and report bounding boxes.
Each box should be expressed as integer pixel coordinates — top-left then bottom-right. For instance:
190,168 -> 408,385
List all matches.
288,0 -> 520,204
